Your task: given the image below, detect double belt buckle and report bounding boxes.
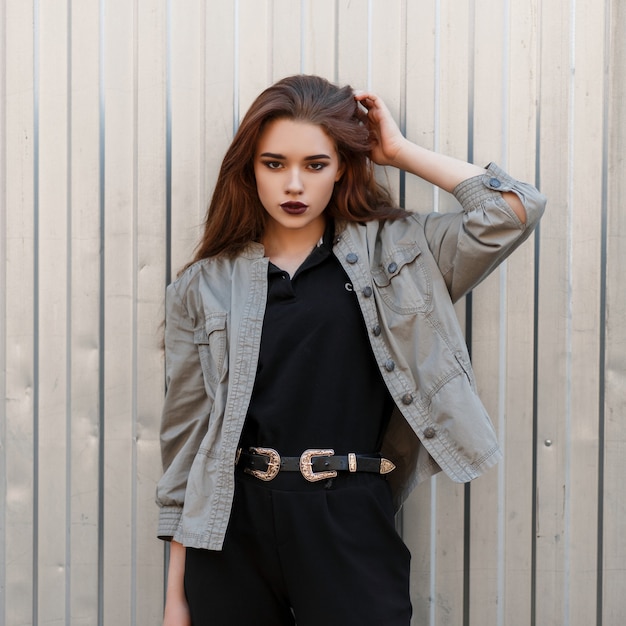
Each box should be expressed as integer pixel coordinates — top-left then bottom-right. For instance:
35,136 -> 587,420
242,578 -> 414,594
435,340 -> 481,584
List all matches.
245,447 -> 281,481
299,448 -> 337,482
246,447 -> 337,482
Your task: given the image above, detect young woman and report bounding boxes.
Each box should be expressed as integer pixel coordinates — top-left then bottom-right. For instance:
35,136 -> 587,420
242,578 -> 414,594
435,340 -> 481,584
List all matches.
157,75 -> 545,625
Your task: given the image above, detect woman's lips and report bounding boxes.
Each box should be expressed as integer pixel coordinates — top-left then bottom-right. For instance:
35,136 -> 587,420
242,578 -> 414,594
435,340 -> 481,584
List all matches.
280,201 -> 308,215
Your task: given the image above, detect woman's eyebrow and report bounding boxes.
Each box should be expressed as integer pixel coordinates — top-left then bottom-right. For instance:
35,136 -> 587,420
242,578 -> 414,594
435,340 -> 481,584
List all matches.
259,152 -> 331,160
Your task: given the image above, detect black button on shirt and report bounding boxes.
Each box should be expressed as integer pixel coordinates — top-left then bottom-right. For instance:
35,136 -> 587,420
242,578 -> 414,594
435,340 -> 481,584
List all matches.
240,223 -> 393,456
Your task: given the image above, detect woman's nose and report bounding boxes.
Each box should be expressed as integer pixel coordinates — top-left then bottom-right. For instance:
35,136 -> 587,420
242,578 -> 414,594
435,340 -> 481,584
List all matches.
285,168 -> 304,194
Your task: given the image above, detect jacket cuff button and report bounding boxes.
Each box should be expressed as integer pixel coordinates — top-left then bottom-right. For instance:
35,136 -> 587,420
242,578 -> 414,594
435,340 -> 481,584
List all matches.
423,426 -> 436,439
401,393 -> 413,405
384,359 -> 395,372
372,324 -> 382,337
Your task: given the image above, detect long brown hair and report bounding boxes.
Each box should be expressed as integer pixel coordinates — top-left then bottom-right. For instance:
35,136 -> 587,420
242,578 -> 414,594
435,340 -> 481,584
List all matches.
192,75 -> 407,262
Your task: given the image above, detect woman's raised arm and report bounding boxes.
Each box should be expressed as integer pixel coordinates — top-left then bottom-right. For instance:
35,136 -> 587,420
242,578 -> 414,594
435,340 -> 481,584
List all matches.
354,91 -> 526,223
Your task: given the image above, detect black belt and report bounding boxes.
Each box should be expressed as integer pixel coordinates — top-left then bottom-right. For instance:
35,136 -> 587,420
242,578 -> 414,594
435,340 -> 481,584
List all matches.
237,447 -> 396,483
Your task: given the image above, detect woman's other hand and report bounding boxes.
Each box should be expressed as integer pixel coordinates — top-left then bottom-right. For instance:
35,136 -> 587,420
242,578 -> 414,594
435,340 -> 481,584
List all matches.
163,541 -> 191,626
354,90 -> 408,167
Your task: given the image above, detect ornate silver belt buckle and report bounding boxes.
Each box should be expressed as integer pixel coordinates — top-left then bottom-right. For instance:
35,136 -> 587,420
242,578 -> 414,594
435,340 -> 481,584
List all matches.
299,449 -> 337,482
245,447 -> 281,481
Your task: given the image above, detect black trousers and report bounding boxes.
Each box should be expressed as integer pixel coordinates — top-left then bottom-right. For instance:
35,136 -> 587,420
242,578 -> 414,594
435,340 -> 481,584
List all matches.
184,470 -> 412,626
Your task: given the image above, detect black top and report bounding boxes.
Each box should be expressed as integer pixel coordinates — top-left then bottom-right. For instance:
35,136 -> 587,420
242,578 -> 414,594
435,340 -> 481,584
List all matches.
239,222 -> 393,456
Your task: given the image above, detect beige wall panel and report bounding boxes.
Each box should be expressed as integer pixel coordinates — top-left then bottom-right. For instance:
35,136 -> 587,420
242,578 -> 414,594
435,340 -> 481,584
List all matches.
404,0 -> 436,212
401,4 -> 441,624
271,0 -> 304,79
238,0 -> 272,121
437,0 -> 470,213
501,1 -> 541,623
37,2 -> 70,622
303,0 -> 337,79
369,0 -> 403,203
170,0 -> 206,274
4,1 -> 36,623
430,5 -> 472,625
0,0 -> 5,612
468,1 -> 507,623
403,477 -> 434,626
567,1 -> 606,624
535,0 -> 574,623
102,1 -> 138,623
68,0 -> 102,622
603,0 -> 626,620
200,0 -> 236,271
136,0 -> 170,621
431,479 -> 466,626
336,0 -> 369,89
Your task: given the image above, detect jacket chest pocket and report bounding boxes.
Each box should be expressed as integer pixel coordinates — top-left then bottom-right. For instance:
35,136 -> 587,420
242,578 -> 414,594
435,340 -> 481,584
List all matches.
194,313 -> 228,386
371,243 -> 433,314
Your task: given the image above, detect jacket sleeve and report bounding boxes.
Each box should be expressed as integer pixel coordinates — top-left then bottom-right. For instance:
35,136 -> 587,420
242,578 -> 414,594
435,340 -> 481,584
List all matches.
422,162 -> 546,303
155,280 -> 214,541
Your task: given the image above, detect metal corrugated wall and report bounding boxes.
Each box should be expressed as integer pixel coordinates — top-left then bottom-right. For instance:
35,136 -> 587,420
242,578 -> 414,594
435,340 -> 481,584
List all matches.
1,1 -> 624,624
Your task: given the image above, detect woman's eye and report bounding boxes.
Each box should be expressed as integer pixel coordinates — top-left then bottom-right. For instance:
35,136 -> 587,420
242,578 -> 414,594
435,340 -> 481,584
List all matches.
308,163 -> 326,171
265,161 -> 282,170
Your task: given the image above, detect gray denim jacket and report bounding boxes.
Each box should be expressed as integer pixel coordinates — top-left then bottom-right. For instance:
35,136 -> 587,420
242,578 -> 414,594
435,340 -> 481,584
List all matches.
156,163 -> 546,550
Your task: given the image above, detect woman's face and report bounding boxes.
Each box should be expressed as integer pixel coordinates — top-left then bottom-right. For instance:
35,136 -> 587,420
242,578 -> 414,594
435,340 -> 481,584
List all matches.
254,118 -> 343,240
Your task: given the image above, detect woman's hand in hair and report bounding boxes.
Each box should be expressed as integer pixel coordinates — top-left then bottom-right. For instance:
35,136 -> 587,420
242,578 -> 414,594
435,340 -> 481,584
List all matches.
354,91 -> 409,167
356,89 -> 486,194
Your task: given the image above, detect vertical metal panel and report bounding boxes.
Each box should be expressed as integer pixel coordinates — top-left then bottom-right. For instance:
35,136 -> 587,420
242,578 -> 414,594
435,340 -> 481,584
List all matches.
1,0 -> 626,624
68,1 -> 102,624
37,1 -> 70,622
603,2 -> 626,624
4,2 -> 36,624
0,0 -> 6,613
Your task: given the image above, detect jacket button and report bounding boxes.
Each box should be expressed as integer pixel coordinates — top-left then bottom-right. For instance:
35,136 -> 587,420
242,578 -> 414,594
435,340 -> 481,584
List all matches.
423,426 -> 436,439
387,261 -> 398,274
401,393 -> 413,405
346,252 -> 358,264
372,324 -> 382,337
489,177 -> 501,188
362,285 -> 373,297
384,359 -> 395,372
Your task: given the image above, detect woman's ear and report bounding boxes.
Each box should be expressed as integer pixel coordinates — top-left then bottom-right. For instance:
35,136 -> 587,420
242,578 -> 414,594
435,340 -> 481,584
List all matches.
335,161 -> 345,182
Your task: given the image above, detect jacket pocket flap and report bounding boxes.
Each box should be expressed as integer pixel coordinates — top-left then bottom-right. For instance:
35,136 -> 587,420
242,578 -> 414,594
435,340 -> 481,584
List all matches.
371,242 -> 423,288
193,314 -> 227,344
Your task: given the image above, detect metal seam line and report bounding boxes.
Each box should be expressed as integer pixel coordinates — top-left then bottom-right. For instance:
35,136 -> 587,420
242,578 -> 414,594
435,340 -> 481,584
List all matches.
596,1 -> 610,623
163,0 -> 173,604
165,0 -> 172,288
33,0 -> 41,623
333,0 -> 339,84
300,0 -> 306,73
394,0 -> 408,543
430,3 -> 442,623
497,1 -> 511,624
65,2 -> 73,624
97,1 -> 106,624
463,2 -> 475,624
530,1 -> 544,624
563,0 -> 577,622
366,0 -> 372,91
0,0 -> 8,618
131,1 -> 139,623
233,0 -> 240,134
268,0 -> 274,84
